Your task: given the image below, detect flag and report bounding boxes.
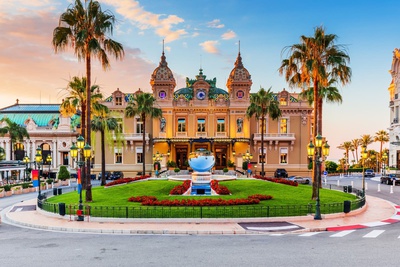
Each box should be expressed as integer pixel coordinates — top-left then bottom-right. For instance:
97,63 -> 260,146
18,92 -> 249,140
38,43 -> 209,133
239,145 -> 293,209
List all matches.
77,169 -> 82,194
32,170 -> 39,187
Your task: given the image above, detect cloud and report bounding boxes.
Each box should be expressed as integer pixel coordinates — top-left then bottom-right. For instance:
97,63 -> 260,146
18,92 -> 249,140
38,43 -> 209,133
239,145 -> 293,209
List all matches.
221,30 -> 236,40
207,19 -> 224,29
200,41 -> 220,54
104,0 -> 187,42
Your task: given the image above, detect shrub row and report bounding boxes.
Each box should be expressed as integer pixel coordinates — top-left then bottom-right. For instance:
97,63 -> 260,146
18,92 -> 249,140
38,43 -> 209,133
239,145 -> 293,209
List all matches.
170,180 -> 191,195
127,194 -> 273,206
105,175 -> 150,187
253,175 -> 298,187
210,180 -> 231,195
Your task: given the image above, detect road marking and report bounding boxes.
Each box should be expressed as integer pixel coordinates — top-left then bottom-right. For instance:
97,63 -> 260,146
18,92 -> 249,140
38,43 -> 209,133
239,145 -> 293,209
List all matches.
330,230 -> 355,237
363,230 -> 385,238
15,208 -> 23,212
299,232 -> 321,237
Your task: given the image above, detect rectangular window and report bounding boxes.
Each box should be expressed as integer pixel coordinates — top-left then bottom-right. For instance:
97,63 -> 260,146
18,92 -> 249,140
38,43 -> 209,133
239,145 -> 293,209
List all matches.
136,147 -> 143,163
116,118 -> 123,134
280,118 -> 288,133
259,148 -> 266,163
280,148 -> 288,164
115,148 -> 122,164
217,118 -> 225,132
178,118 -> 186,132
280,97 -> 287,106
136,118 -> 143,133
116,96 -> 122,106
197,118 -> 206,132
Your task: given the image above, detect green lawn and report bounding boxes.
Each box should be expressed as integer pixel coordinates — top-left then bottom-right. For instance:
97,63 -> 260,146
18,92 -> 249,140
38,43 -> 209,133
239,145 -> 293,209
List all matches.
47,179 -> 357,206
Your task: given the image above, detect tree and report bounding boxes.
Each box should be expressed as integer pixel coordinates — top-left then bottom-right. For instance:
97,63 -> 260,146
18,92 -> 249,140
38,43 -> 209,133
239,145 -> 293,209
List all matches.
374,130 -> 389,172
125,92 -> 162,177
351,138 -> 361,163
337,141 -> 353,167
91,107 -> 119,186
0,146 -> 5,160
279,26 -> 351,199
53,0 -> 124,201
246,87 -> 281,176
0,118 -> 30,160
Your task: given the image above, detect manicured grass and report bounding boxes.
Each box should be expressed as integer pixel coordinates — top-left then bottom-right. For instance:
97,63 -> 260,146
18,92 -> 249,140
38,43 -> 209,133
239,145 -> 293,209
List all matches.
47,179 -> 356,207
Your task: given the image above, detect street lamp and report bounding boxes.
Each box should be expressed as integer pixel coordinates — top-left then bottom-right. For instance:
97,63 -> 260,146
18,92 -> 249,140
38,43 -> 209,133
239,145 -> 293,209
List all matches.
382,152 -> 388,176
70,135 -> 91,221
307,134 -> 330,220
361,145 -> 368,198
35,146 -> 43,200
242,150 -> 253,177
46,154 -> 52,179
153,151 -> 163,177
23,154 -> 30,182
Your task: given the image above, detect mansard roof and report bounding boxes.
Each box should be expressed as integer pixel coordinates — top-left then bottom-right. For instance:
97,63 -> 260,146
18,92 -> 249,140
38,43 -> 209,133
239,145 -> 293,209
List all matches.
0,103 -> 61,127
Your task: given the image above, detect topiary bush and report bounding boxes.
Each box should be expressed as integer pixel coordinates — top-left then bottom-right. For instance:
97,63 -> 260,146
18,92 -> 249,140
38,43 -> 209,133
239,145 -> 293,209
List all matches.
57,165 -> 70,181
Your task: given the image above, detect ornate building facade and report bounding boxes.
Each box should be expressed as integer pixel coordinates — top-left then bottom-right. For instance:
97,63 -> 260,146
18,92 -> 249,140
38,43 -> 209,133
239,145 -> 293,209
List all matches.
388,48 -> 400,168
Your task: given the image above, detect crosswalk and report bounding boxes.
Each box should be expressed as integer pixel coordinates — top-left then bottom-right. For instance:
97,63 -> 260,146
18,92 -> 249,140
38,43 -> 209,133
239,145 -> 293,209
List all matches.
297,229 -> 399,239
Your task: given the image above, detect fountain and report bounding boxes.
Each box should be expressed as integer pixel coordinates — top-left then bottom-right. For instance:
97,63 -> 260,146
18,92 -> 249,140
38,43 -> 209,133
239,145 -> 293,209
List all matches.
167,148 -> 237,195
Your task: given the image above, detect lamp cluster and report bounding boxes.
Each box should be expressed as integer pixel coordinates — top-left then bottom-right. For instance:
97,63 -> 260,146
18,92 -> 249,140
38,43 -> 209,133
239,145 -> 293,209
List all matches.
242,150 -> 253,163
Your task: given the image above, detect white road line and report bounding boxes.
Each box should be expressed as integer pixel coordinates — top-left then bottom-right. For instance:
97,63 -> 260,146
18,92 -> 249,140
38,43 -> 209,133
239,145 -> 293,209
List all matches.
299,232 -> 322,237
363,230 -> 385,238
330,230 -> 356,237
246,225 -> 300,231
15,208 -> 23,212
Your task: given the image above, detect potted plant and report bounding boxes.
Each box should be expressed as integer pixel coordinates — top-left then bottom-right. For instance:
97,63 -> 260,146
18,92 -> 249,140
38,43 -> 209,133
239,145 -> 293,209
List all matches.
227,160 -> 235,170
12,185 -> 22,195
174,167 -> 180,174
0,187 -> 4,197
22,183 -> 30,193
58,166 -> 70,185
167,160 -> 176,170
4,184 -> 12,197
223,167 -> 229,174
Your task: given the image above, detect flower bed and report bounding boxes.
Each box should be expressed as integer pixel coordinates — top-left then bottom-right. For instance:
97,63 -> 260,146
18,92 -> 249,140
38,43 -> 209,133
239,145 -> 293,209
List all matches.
210,180 -> 231,195
253,175 -> 298,187
170,180 -> 191,195
104,175 -> 150,187
128,194 -> 273,206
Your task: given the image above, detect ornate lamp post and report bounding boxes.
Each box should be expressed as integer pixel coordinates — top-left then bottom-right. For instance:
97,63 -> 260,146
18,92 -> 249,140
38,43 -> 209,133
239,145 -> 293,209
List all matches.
382,152 -> 388,176
46,154 -> 52,179
35,146 -> 43,200
242,150 -> 253,177
307,134 -> 330,220
23,154 -> 30,182
70,135 -> 91,221
153,151 -> 163,177
361,145 -> 368,198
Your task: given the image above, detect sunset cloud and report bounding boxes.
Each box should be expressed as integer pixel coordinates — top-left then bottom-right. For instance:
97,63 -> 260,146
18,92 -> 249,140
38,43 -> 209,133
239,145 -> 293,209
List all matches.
199,41 -> 220,54
207,19 -> 224,29
222,30 -> 236,40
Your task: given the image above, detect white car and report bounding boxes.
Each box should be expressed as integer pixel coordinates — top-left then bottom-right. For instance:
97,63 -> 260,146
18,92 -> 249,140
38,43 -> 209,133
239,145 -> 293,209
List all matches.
287,176 -> 311,184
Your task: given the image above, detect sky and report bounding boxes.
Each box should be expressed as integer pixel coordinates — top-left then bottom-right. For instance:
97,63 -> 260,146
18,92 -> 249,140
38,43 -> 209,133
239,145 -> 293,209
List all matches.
0,0 -> 398,162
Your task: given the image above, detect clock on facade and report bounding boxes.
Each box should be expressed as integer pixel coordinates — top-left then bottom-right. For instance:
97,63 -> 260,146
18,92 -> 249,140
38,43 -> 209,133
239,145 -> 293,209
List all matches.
159,90 -> 167,99
196,89 -> 206,100
237,90 -> 244,99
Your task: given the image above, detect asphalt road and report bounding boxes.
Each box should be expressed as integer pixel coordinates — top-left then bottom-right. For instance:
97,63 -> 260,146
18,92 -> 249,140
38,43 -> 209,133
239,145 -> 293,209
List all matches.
1,177 -> 400,267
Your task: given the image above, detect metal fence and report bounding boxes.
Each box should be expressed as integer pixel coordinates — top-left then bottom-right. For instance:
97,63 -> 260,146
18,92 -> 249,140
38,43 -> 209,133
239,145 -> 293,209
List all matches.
40,196 -> 365,219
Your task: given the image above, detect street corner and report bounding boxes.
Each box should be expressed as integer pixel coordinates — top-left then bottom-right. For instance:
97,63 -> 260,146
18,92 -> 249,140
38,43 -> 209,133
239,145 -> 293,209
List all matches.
238,221 -> 304,233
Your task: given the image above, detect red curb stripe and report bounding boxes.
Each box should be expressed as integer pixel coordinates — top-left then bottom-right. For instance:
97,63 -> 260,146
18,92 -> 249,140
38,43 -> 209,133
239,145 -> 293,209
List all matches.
326,224 -> 367,232
381,218 -> 400,223
395,205 -> 400,209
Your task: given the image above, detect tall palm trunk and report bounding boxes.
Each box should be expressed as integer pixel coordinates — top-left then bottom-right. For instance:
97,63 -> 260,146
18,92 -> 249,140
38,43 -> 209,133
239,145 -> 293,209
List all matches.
101,129 -> 106,186
312,80 -> 319,200
142,114 -> 146,176
9,140 -> 13,161
261,114 -> 265,176
85,51 -> 93,202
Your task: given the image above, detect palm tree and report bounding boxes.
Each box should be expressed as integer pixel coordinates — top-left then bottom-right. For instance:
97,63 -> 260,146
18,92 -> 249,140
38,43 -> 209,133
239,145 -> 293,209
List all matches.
337,141 -> 352,169
360,134 -> 374,165
0,147 -> 5,160
246,87 -> 281,176
351,138 -> 361,163
125,92 -> 162,177
91,107 -> 119,186
374,130 -> 389,172
0,118 -> 30,160
279,26 -> 351,199
299,78 -> 343,132
53,0 -> 124,201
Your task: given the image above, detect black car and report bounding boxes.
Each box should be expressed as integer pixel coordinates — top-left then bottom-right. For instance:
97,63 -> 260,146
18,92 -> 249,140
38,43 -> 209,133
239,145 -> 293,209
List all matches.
112,171 -> 124,180
98,171 -> 112,180
274,168 -> 288,178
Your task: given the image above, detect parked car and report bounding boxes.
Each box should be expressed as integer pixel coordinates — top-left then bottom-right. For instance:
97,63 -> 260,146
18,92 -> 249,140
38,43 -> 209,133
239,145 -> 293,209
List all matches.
364,169 -> 375,177
112,171 -> 124,180
98,171 -> 112,180
287,176 -> 311,184
380,174 -> 400,185
274,168 -> 288,178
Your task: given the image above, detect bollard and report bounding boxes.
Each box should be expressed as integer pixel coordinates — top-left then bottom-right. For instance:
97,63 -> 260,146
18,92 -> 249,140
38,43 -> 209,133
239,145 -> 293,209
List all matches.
337,180 -> 340,186
365,182 -> 368,191
378,183 -> 381,192
391,186 -> 394,194
351,181 -> 354,187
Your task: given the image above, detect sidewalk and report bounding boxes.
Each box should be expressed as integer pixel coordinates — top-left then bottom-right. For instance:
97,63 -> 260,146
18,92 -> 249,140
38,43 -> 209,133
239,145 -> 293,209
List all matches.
2,195 -> 399,235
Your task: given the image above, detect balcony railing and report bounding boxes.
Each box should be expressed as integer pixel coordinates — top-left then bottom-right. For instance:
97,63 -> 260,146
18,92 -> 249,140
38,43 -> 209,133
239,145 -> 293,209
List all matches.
196,132 -> 207,138
115,133 -> 149,140
253,133 -> 295,141
215,132 -> 227,138
175,132 -> 187,137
